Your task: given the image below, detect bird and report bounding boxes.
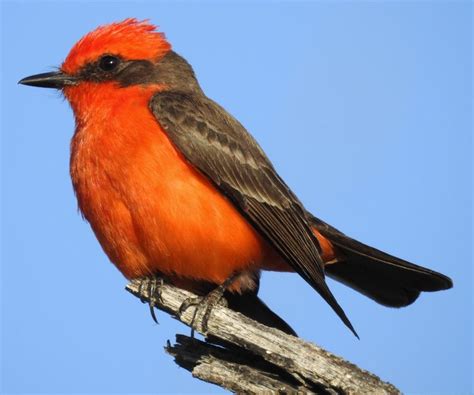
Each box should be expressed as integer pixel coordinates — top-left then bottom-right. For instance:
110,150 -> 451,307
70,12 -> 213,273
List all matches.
19,18 -> 452,337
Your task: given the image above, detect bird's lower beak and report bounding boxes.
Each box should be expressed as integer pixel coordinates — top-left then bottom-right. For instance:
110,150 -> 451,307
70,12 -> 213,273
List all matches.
18,71 -> 77,89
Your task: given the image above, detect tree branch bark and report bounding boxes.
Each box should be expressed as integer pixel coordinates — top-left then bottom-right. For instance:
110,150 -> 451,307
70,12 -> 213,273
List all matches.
126,279 -> 401,394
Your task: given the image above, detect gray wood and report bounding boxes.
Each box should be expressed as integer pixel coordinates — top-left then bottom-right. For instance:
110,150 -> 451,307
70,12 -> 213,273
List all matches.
126,279 -> 401,394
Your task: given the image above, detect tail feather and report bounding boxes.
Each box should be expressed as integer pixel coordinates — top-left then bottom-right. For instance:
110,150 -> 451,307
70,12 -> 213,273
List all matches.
308,214 -> 453,307
225,291 -> 297,336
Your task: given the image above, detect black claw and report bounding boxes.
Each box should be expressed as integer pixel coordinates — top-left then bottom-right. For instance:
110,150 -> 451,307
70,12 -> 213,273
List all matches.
149,301 -> 159,324
178,296 -> 202,337
149,279 -> 159,324
137,276 -> 165,324
138,277 -> 148,304
178,296 -> 202,317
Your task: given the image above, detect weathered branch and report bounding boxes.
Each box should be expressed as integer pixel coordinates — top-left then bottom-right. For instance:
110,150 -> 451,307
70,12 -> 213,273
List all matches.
126,279 -> 400,394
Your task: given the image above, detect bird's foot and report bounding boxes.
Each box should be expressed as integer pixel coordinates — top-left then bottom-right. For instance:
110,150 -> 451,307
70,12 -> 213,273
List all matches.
178,273 -> 239,336
178,288 -> 227,336
137,276 -> 165,324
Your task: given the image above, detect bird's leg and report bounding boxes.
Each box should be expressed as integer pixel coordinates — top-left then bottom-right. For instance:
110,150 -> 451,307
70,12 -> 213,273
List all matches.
137,275 -> 165,324
178,272 -> 240,335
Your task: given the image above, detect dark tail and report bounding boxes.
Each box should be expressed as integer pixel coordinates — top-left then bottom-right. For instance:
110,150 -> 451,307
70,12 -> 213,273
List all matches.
224,291 -> 297,336
308,214 -> 453,307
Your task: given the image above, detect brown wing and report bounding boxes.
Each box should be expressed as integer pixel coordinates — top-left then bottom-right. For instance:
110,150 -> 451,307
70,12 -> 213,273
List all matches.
150,91 -> 358,337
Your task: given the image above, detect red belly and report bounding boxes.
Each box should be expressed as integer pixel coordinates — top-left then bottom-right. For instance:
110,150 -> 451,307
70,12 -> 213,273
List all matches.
68,83 -> 334,292
69,86 -> 285,289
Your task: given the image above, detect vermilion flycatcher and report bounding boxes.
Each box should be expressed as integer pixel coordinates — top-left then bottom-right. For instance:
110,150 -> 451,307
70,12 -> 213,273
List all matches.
19,19 -> 452,337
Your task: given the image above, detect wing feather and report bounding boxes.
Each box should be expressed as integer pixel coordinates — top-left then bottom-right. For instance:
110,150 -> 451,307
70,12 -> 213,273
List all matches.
150,91 -> 357,336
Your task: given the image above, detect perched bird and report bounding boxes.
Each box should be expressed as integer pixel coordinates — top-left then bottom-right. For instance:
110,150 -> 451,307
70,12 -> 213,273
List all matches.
19,19 -> 452,337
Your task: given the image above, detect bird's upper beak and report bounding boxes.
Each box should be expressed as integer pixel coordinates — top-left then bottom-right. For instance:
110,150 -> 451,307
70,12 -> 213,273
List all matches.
18,71 -> 77,89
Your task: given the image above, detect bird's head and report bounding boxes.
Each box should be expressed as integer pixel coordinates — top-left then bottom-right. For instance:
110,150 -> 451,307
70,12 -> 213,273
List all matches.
19,19 -> 201,103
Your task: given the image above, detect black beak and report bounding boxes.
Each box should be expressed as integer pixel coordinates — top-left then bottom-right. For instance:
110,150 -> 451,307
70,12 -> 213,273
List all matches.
18,71 -> 77,89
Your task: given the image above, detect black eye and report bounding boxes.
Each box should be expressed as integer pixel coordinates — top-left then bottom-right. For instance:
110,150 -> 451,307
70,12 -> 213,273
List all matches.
99,55 -> 120,72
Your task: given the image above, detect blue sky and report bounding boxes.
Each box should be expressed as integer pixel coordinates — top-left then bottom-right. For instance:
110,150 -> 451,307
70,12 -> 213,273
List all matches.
1,1 -> 472,394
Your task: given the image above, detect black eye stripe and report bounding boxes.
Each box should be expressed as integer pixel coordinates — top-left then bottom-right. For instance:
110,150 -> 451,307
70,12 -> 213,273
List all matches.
77,55 -> 125,81
77,55 -> 158,87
